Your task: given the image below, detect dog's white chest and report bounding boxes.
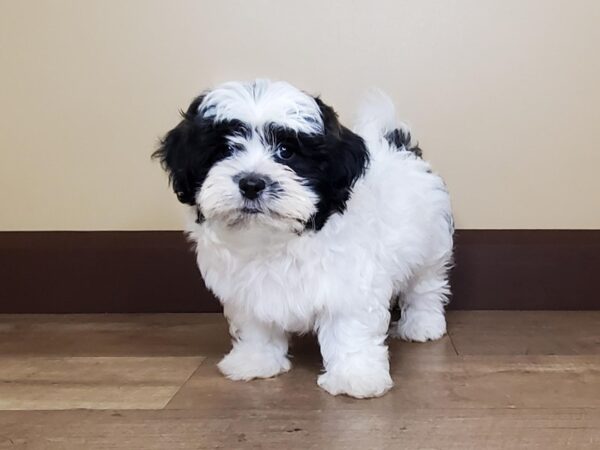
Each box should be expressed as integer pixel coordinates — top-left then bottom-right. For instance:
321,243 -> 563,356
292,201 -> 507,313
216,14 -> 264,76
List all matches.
194,231 -> 332,331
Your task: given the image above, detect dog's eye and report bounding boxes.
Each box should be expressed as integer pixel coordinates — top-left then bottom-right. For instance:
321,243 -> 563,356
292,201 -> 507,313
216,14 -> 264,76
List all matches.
227,142 -> 242,152
276,145 -> 294,161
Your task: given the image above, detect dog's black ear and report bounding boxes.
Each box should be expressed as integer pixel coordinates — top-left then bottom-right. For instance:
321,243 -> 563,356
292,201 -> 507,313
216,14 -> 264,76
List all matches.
313,97 -> 343,136
314,97 -> 369,191
152,96 -> 207,205
311,97 -> 369,228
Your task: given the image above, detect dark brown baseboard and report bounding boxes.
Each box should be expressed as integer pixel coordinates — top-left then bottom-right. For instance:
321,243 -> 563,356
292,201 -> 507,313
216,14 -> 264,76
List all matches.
0,230 -> 598,313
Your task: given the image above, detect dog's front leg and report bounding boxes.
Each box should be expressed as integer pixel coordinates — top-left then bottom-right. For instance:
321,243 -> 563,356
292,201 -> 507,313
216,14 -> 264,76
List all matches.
217,311 -> 291,381
316,308 -> 393,398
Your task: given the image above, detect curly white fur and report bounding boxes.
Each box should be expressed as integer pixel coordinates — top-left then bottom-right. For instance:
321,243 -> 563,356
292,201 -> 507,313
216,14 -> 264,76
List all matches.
200,79 -> 324,134
184,82 -> 453,398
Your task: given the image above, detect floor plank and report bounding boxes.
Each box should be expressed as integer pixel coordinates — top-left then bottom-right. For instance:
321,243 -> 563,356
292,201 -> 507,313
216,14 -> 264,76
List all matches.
166,353 -> 600,411
0,408 -> 597,450
0,312 -> 599,448
447,311 -> 600,355
166,335 -> 460,411
0,357 -> 204,410
0,314 -> 229,357
391,354 -> 600,409
8,311 -> 598,358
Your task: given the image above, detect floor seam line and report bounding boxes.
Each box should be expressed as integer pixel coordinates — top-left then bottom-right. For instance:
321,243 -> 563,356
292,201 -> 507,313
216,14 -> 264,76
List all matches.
448,330 -> 460,356
162,360 -> 206,410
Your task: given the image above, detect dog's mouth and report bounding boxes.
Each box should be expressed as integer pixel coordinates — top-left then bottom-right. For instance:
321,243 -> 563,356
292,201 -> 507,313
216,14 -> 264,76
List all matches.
212,205 -> 308,235
241,206 -> 262,215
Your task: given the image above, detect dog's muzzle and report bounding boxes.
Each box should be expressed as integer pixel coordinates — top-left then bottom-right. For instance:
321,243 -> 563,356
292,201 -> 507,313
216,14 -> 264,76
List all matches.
238,174 -> 267,200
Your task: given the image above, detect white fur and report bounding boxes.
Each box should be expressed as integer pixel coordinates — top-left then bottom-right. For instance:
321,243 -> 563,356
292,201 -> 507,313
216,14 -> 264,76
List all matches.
186,81 -> 453,398
199,135 -> 318,234
354,88 -> 414,148
200,79 -> 323,134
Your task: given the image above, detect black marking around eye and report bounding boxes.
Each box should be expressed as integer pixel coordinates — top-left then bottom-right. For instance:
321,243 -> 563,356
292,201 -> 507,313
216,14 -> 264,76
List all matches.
261,124 -> 304,160
264,124 -> 298,143
153,111 -> 254,206
226,141 -> 244,152
263,122 -> 368,231
226,121 -> 252,140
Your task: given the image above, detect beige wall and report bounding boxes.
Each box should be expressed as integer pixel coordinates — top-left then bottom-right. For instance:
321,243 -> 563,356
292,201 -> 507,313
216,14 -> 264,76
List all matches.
1,0 -> 599,230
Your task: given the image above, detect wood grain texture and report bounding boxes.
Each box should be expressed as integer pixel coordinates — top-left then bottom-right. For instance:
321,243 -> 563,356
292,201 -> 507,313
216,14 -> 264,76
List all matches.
166,354 -> 600,411
0,408 -> 598,450
0,314 -> 228,357
0,312 -> 598,448
165,335 -> 461,411
0,357 -> 204,410
448,311 -> 600,355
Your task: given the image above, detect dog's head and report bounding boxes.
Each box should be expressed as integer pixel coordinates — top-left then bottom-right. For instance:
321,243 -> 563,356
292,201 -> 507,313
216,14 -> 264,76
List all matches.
153,80 -> 368,233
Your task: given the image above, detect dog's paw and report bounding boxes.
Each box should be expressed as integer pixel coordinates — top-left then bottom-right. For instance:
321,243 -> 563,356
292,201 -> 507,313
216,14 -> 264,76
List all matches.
317,366 -> 393,398
217,347 -> 291,381
391,310 -> 446,342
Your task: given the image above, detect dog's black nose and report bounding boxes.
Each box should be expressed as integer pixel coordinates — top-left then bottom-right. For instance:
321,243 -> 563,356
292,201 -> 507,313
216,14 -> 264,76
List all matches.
239,175 -> 266,200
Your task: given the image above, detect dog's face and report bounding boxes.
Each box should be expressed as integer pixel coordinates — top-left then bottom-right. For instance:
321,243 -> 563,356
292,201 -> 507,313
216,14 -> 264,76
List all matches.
154,80 -> 368,233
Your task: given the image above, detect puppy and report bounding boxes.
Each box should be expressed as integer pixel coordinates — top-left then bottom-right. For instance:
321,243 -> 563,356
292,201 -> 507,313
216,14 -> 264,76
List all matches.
154,80 -> 453,398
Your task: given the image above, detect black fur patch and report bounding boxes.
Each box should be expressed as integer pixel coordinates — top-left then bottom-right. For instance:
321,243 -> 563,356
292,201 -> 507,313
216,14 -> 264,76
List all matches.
385,129 -> 423,158
265,97 -> 369,230
153,94 -> 369,232
152,95 -> 248,205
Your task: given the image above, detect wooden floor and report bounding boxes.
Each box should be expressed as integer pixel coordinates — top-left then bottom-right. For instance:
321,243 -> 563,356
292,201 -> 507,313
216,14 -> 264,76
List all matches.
0,312 -> 598,449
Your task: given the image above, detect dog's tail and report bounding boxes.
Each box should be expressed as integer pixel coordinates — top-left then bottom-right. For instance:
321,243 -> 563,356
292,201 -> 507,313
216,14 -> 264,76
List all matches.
353,89 -> 421,157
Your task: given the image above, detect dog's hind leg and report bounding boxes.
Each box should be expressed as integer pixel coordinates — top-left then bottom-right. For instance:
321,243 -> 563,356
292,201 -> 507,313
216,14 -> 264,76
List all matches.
391,264 -> 450,342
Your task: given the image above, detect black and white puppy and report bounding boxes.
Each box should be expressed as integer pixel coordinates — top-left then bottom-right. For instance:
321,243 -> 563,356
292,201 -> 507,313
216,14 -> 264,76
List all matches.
154,80 -> 453,398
